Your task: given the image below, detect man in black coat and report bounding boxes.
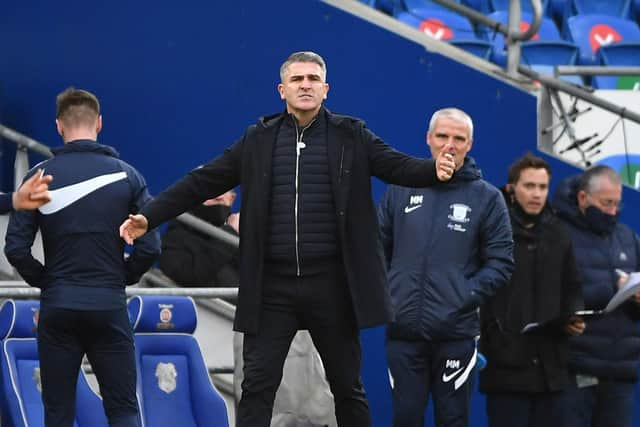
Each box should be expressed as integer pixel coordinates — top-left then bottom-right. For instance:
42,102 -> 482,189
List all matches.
120,51 -> 455,427
479,153 -> 585,427
158,190 -> 239,286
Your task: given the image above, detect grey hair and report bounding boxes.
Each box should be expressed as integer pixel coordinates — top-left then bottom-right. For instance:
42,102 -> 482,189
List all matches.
427,108 -> 474,141
279,51 -> 327,82
578,165 -> 622,194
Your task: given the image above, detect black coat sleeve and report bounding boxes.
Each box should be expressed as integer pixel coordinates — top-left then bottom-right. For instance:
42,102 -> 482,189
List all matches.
141,138 -> 243,230
362,125 -> 438,187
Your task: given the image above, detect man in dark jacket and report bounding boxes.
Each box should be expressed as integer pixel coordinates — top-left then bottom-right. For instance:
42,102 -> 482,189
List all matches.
377,108 -> 514,427
5,87 -> 161,427
158,189 -> 239,286
479,153 -> 584,427
553,165 -> 640,427
119,51 -> 455,427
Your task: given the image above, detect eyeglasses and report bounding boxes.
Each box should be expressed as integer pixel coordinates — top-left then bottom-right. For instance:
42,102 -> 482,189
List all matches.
586,193 -> 623,210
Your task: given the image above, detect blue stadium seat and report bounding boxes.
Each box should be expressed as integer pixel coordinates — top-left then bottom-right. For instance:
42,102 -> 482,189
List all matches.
485,11 -> 579,68
397,0 -> 461,16
128,295 -> 229,427
396,10 -> 493,59
488,0 -> 552,17
461,0 -> 492,13
550,0 -> 567,21
372,0 -> 398,15
563,0 -> 633,21
592,42 -> 640,88
563,14 -> 640,65
0,300 -> 108,427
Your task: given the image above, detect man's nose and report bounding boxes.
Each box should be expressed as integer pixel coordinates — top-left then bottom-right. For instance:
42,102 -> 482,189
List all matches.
300,78 -> 312,88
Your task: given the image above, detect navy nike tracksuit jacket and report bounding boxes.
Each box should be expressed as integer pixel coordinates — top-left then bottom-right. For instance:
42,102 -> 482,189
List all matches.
4,140 -> 160,310
378,157 -> 514,341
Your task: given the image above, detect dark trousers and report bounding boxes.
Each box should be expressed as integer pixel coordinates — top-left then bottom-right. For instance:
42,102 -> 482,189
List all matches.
563,375 -> 635,427
386,338 -> 476,427
486,391 -> 564,427
37,306 -> 139,427
236,266 -> 371,427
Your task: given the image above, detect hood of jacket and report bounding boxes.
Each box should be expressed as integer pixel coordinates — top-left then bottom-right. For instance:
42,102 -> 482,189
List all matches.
552,175 -> 590,230
449,156 -> 482,184
51,140 -> 120,158
500,185 -> 555,240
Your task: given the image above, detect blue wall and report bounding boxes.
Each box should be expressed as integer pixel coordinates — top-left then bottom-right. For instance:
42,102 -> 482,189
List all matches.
2,1 -> 640,426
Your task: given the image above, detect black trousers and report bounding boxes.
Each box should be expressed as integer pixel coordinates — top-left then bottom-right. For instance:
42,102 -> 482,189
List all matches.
37,306 -> 139,427
236,266 -> 371,427
486,391 -> 565,427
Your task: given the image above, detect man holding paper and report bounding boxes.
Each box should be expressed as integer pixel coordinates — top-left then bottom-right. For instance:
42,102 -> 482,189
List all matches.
553,165 -> 640,427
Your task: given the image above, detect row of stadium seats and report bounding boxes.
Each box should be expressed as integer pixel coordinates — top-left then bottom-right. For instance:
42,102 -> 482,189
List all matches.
0,297 -> 229,427
364,0 -> 640,24
360,0 -> 640,89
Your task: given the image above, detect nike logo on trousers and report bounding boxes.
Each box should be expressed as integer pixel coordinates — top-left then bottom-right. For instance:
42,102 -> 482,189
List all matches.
442,368 -> 464,383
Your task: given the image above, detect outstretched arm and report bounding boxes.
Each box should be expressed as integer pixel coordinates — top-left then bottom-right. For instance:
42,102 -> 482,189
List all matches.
1,169 -> 53,214
120,214 -> 149,245
13,169 -> 53,211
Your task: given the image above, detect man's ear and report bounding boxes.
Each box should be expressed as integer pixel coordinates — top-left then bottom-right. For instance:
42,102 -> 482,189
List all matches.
577,190 -> 588,210
55,119 -> 64,137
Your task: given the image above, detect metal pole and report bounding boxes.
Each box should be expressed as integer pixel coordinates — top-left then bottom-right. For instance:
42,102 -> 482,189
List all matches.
506,0 -> 523,77
519,65 -> 640,125
0,124 -> 53,158
556,66 -> 640,77
13,148 -> 30,190
0,286 -> 239,299
176,213 -> 239,248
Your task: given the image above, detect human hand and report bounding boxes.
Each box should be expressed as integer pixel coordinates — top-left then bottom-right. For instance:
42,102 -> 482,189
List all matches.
13,168 -> 53,210
119,214 -> 149,245
616,269 -> 629,289
435,146 -> 455,182
227,212 -> 240,233
565,316 -> 586,336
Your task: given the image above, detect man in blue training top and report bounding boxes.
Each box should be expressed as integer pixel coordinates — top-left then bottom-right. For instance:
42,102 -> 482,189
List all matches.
378,107 -> 514,427
5,87 -> 160,427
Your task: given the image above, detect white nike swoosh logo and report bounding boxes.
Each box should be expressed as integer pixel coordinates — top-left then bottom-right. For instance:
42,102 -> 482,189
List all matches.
404,205 -> 422,213
39,172 -> 127,215
442,367 -> 464,383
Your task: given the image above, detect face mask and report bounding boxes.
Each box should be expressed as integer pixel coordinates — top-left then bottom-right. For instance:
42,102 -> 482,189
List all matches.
584,205 -> 617,235
190,204 -> 231,226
